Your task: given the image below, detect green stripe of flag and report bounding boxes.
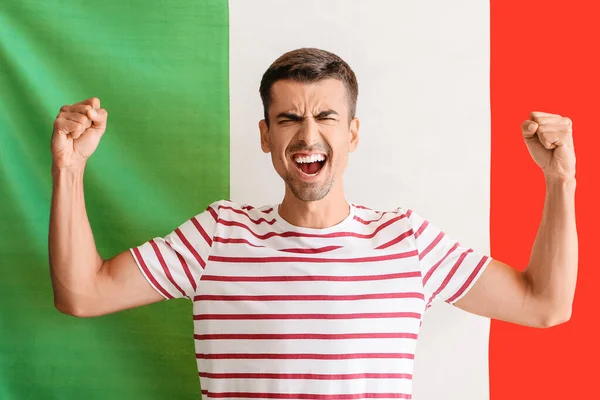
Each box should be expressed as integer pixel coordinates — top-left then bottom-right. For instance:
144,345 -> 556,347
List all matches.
0,1 -> 229,398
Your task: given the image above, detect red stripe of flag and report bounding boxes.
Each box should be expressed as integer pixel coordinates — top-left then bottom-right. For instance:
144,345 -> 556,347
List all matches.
490,2 -> 595,398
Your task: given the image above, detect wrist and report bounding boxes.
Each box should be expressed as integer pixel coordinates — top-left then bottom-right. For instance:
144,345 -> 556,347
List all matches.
544,174 -> 576,190
52,162 -> 86,181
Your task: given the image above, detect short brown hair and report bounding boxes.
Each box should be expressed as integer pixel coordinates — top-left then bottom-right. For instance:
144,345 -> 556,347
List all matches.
259,48 -> 359,126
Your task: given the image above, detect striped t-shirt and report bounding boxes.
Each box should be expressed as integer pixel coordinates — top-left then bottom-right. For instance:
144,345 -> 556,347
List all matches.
130,200 -> 491,400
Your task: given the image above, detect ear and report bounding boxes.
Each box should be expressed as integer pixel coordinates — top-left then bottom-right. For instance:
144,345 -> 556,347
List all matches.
259,119 -> 270,153
348,117 -> 360,152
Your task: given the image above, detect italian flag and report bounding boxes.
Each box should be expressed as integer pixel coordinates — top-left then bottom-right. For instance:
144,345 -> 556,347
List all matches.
0,1 -> 591,399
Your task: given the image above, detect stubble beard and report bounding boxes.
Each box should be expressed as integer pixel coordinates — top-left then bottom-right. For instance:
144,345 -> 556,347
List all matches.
282,141 -> 334,201
283,172 -> 334,202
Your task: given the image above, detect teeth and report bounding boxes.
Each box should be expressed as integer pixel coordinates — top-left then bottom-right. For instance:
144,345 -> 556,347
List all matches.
294,154 -> 326,164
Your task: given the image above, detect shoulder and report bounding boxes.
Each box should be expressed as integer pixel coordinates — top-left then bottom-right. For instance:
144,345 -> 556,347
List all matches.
206,199 -> 276,220
351,203 -> 410,217
350,203 -> 412,225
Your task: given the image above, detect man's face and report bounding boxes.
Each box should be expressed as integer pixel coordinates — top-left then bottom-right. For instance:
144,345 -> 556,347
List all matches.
259,79 -> 360,202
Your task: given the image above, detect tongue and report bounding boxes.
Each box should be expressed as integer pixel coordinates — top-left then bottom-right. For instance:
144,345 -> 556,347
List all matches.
300,161 -> 322,175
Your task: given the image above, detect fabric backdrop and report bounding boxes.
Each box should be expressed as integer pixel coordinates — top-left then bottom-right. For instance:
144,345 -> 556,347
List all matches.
0,1 -> 595,399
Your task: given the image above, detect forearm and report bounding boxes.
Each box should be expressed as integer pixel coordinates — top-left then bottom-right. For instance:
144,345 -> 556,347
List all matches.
49,163 -> 104,312
523,177 -> 578,321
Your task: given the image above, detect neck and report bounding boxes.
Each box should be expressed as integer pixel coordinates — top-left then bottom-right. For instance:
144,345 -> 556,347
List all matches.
278,185 -> 350,229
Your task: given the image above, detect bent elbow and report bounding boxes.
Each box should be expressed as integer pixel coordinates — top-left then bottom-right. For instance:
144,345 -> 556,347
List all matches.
54,297 -> 95,318
537,307 -> 572,329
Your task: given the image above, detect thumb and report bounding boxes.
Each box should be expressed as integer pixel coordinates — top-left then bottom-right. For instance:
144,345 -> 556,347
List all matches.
86,108 -> 108,130
521,120 -> 538,138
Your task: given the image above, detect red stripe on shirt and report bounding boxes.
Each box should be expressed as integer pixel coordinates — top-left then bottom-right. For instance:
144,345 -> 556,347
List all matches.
419,231 -> 445,260
354,210 -> 401,225
196,352 -> 415,360
193,292 -> 425,302
175,228 -> 207,269
199,372 -> 413,380
446,255 -> 490,303
201,390 -> 412,399
218,205 -> 276,225
165,241 -> 197,291
214,238 -> 341,254
200,271 -> 421,282
278,245 -> 343,254
213,236 -> 265,248
375,229 -> 413,250
194,332 -> 419,340
414,220 -> 429,239
213,238 -> 342,254
422,242 -> 460,285
150,240 -> 186,297
242,205 -> 274,214
208,250 -> 418,264
193,312 -> 421,320
132,247 -> 173,299
191,217 -> 213,246
207,205 -> 219,221
215,214 -> 407,240
426,248 -> 474,307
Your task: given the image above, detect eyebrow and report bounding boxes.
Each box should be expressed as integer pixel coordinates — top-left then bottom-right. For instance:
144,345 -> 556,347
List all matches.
315,109 -> 339,118
276,109 -> 339,121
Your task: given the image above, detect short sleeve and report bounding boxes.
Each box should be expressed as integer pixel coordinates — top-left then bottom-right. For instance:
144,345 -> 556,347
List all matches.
407,209 -> 493,307
129,201 -> 221,300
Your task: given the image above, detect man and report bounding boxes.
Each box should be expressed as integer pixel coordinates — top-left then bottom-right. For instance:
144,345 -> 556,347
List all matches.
49,48 -> 577,398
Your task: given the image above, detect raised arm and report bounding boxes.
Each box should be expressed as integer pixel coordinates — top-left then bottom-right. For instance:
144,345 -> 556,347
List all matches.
455,111 -> 577,328
49,97 -> 163,318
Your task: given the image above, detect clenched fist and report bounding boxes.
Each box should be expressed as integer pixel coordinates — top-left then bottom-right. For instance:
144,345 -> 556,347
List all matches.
51,97 -> 108,170
522,111 -> 576,181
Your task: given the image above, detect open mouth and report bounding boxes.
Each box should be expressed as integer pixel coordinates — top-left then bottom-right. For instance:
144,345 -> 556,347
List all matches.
293,153 -> 327,176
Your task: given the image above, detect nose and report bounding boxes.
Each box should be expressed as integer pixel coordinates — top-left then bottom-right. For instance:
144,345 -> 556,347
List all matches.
296,116 -> 321,146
